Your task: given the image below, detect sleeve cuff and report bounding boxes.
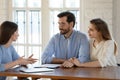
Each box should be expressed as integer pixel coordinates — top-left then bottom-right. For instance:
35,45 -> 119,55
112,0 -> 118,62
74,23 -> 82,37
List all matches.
47,57 -> 53,63
0,64 -> 5,71
78,56 -> 90,63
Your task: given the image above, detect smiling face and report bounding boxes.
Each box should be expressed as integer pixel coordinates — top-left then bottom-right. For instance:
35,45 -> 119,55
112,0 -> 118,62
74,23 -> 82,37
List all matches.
88,23 -> 102,39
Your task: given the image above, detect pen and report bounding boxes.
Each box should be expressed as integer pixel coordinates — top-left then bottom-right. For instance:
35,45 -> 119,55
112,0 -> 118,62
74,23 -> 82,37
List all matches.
34,65 -> 46,68
34,66 -> 59,69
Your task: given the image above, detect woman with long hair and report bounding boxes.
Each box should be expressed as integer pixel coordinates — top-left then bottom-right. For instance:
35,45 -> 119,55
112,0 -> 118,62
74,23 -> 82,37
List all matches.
70,18 -> 117,67
0,21 -> 37,80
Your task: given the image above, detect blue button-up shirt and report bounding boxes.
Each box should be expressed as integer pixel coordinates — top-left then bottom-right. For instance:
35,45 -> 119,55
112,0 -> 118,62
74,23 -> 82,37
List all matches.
42,30 -> 90,64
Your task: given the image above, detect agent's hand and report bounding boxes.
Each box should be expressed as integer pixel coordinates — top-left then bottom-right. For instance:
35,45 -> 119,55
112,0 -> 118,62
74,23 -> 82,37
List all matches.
17,54 -> 37,65
27,54 -> 38,64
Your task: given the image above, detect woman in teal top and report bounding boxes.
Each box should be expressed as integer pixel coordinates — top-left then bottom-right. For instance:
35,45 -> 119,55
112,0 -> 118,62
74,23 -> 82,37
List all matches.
0,21 -> 37,80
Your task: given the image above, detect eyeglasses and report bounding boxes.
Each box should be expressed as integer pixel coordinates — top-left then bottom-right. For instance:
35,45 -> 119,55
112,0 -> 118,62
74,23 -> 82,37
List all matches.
58,22 -> 66,27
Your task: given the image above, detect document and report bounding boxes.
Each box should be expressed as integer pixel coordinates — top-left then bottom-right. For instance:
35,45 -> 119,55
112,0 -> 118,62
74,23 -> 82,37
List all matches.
34,64 -> 61,69
19,67 -> 54,73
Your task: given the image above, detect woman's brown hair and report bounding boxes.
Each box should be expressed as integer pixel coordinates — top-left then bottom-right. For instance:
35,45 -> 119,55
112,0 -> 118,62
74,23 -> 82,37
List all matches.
0,21 -> 18,45
90,18 -> 112,40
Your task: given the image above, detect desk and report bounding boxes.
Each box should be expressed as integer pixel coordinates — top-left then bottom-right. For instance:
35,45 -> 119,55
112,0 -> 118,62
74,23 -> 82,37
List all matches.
0,67 -> 120,80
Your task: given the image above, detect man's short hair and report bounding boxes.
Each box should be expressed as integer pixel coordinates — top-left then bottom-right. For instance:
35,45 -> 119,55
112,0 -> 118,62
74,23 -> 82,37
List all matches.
57,11 -> 75,27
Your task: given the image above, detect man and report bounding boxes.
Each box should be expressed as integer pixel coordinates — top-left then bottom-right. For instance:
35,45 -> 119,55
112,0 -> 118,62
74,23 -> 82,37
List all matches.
42,11 -> 90,68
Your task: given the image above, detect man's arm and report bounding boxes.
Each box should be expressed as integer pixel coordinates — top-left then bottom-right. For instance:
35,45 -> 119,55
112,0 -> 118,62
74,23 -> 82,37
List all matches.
51,58 -> 66,64
42,36 -> 66,64
78,35 -> 90,63
42,36 -> 56,64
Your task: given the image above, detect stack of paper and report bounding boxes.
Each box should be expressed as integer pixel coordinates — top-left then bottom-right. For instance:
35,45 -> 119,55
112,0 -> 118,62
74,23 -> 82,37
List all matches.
20,67 -> 54,73
34,64 -> 61,69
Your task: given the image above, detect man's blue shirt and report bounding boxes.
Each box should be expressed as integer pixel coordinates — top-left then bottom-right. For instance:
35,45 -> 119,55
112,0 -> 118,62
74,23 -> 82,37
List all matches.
42,30 -> 90,64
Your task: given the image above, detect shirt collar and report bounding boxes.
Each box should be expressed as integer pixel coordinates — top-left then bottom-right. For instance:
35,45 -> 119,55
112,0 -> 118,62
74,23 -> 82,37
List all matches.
61,29 -> 75,40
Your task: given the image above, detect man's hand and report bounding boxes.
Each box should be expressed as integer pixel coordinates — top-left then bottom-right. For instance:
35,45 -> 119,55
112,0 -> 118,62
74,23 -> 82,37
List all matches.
62,60 -> 74,68
69,57 -> 81,67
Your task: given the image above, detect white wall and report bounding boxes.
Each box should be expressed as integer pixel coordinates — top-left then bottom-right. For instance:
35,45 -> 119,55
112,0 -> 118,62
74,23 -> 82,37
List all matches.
0,0 -> 8,24
81,0 -> 113,34
113,0 -> 120,63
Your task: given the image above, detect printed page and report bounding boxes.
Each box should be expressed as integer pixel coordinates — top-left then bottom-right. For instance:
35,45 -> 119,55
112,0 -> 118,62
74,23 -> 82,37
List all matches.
19,67 -> 54,73
34,64 -> 62,69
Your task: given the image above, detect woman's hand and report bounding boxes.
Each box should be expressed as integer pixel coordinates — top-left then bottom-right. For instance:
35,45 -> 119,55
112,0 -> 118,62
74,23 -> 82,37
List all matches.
69,57 -> 81,67
27,54 -> 38,64
17,54 -> 37,65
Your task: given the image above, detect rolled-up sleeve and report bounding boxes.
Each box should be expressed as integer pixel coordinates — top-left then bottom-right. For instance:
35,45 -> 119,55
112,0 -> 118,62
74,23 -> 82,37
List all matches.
78,35 -> 90,63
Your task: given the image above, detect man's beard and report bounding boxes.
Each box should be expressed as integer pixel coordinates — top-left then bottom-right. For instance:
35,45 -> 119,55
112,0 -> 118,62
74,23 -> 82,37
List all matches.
60,28 -> 70,35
